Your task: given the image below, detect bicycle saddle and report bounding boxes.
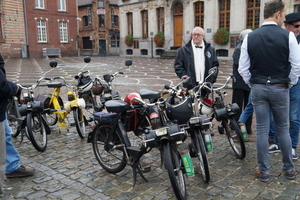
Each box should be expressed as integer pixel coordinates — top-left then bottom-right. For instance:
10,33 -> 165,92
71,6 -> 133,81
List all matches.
139,88 -> 161,100
105,100 -> 131,113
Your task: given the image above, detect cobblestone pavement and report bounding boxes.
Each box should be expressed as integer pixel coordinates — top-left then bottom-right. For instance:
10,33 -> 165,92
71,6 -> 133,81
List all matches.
1,56 -> 299,200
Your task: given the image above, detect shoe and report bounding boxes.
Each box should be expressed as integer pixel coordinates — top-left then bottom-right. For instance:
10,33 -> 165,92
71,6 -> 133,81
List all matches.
256,169 -> 269,182
5,165 -> 35,178
292,148 -> 298,160
269,144 -> 281,153
283,169 -> 296,180
268,138 -> 274,145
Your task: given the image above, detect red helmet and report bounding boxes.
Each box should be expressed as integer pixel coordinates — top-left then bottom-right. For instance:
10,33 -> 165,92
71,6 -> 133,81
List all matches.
124,93 -> 142,104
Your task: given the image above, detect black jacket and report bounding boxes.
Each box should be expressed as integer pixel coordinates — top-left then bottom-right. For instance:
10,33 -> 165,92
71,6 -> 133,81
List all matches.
174,39 -> 219,89
0,55 -> 18,121
232,42 -> 250,91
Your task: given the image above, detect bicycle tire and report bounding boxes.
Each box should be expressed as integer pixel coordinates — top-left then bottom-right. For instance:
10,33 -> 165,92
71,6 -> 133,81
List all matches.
163,141 -> 187,200
80,93 -> 95,114
73,107 -> 86,139
92,124 -> 126,173
42,96 -> 63,126
7,102 -> 20,137
26,112 -> 47,152
223,116 -> 246,159
194,129 -> 210,183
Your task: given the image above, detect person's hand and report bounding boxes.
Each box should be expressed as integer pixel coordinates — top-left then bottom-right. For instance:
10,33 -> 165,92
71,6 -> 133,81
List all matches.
15,85 -> 22,97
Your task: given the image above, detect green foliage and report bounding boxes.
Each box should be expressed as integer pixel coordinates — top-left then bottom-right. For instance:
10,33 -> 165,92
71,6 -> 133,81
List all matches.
154,32 -> 165,46
213,29 -> 230,45
125,35 -> 133,46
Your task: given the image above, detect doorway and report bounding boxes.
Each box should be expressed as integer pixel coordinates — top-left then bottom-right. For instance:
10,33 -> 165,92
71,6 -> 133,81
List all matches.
99,40 -> 106,56
173,2 -> 183,47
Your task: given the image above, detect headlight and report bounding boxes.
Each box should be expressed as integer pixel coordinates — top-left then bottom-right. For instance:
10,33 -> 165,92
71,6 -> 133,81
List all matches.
155,127 -> 168,136
189,117 -> 201,124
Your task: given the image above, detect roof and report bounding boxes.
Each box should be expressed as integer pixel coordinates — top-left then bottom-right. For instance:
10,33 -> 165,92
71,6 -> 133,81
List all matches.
78,0 -> 93,7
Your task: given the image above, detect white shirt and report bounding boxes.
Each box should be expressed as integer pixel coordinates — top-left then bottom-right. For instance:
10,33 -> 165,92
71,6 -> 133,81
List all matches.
192,40 -> 205,83
238,21 -> 300,85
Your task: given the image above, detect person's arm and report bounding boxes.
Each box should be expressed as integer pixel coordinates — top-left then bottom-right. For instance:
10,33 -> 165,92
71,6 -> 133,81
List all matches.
174,48 -> 187,79
0,68 -> 18,98
238,35 -> 251,84
288,32 -> 300,85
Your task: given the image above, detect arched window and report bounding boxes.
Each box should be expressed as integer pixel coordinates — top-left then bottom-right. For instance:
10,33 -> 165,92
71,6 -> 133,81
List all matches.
246,0 -> 260,29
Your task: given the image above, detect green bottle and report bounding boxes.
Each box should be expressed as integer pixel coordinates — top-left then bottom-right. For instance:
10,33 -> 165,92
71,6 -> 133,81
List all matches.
181,151 -> 194,177
204,133 -> 213,152
239,122 -> 249,142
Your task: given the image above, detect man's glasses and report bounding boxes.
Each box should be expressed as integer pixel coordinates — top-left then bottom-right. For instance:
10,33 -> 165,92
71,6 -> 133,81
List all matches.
289,23 -> 300,28
192,34 -> 203,37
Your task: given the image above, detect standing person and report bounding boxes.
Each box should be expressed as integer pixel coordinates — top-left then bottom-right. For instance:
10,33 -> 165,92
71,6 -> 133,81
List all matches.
232,29 -> 253,137
238,0 -> 300,182
174,27 -> 219,90
269,12 -> 300,160
0,54 -> 18,193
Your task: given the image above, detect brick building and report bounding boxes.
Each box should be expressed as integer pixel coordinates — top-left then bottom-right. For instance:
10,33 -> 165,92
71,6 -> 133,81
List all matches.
24,0 -> 78,57
0,0 -> 26,58
78,0 -> 120,56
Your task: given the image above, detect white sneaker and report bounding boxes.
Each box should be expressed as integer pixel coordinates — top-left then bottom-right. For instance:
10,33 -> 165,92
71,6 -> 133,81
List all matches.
292,148 -> 298,160
269,144 -> 281,153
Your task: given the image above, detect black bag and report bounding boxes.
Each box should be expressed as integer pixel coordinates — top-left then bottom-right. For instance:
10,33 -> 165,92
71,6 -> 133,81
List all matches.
93,112 -> 118,124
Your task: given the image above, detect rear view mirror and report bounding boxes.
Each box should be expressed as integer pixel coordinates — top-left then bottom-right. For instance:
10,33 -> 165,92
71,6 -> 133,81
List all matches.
125,60 -> 132,67
208,67 -> 217,75
49,60 -> 58,68
181,75 -> 190,83
84,56 -> 91,63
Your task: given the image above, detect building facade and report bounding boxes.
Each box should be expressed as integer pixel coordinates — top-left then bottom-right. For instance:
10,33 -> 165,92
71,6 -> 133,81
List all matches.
118,0 -> 300,58
0,0 -> 26,58
78,0 -> 120,56
24,0 -> 78,58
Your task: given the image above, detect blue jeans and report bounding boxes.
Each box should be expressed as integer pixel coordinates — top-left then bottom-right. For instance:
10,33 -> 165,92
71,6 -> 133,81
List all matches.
251,83 -> 293,174
4,119 -> 20,174
273,79 -> 300,149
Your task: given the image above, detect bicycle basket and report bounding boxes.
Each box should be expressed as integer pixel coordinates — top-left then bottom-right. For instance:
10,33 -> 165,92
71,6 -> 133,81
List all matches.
92,83 -> 104,95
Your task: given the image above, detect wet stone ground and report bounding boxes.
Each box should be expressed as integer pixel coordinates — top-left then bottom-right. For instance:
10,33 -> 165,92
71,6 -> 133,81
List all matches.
1,56 -> 299,200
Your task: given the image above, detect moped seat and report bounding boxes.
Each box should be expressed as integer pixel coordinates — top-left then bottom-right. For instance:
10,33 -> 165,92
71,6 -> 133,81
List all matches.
139,88 -> 161,100
105,100 -> 131,113
47,82 -> 62,88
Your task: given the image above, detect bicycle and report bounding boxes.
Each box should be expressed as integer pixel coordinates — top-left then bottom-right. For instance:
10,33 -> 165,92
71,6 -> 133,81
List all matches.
88,89 -> 188,199
197,73 -> 246,159
7,82 -> 49,152
164,75 -> 212,183
41,60 -> 86,139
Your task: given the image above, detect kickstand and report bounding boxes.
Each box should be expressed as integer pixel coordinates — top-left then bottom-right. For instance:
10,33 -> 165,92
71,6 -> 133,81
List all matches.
132,162 -> 148,187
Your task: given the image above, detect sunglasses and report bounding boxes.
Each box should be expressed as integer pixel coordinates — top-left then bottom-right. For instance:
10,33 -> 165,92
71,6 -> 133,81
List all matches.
289,24 -> 300,28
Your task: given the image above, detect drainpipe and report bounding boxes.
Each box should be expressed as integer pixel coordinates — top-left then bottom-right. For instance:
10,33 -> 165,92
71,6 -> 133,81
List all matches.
23,0 -> 29,58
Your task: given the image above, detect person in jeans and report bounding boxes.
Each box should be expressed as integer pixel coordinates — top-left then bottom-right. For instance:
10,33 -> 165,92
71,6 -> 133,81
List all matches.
232,29 -> 253,137
238,0 -> 300,182
268,12 -> 300,160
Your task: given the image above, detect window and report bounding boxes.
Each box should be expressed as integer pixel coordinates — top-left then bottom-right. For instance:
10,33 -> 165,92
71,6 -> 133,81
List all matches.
230,36 -> 240,49
112,15 -> 119,27
82,16 -> 89,27
99,15 -> 105,28
133,40 -> 139,49
219,0 -> 230,30
0,15 -> 3,39
194,2 -> 204,28
87,7 -> 92,26
83,37 -> 92,49
141,10 -> 148,39
216,49 -> 228,57
36,0 -> 44,9
246,0 -> 260,29
127,12 -> 133,35
111,35 -> 120,47
98,0 -> 104,9
157,7 -> 164,33
37,19 -> 47,42
59,21 -> 68,42
58,0 -> 66,11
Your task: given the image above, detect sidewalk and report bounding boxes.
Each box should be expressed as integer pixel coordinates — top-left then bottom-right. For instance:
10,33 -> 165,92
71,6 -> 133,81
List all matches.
1,56 -> 299,200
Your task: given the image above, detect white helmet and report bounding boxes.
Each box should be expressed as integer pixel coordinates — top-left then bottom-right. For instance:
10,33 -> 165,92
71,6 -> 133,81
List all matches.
198,97 -> 214,115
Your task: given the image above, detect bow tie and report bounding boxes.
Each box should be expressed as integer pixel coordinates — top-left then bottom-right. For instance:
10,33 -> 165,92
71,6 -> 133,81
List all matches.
195,46 -> 202,48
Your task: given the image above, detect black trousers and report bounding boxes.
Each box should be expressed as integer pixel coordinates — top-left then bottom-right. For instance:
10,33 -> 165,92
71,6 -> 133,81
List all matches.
232,89 -> 253,133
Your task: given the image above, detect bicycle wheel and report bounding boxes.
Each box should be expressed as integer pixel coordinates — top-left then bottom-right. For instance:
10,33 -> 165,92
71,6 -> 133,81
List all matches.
42,96 -> 63,126
80,93 -> 95,114
193,129 -> 210,183
7,102 -> 20,137
92,124 -> 126,173
26,112 -> 47,152
163,141 -> 187,200
222,116 -> 246,159
73,107 -> 86,139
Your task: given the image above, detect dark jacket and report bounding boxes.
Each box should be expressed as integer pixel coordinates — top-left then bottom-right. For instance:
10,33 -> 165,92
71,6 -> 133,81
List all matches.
174,39 -> 219,89
0,55 -> 18,121
232,42 -> 250,91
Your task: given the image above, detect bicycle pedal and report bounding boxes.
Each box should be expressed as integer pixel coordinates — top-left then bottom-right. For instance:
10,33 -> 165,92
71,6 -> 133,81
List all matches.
142,166 -> 151,173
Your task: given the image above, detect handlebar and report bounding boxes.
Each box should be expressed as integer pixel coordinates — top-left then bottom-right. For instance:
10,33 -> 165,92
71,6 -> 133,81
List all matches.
131,97 -> 165,108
